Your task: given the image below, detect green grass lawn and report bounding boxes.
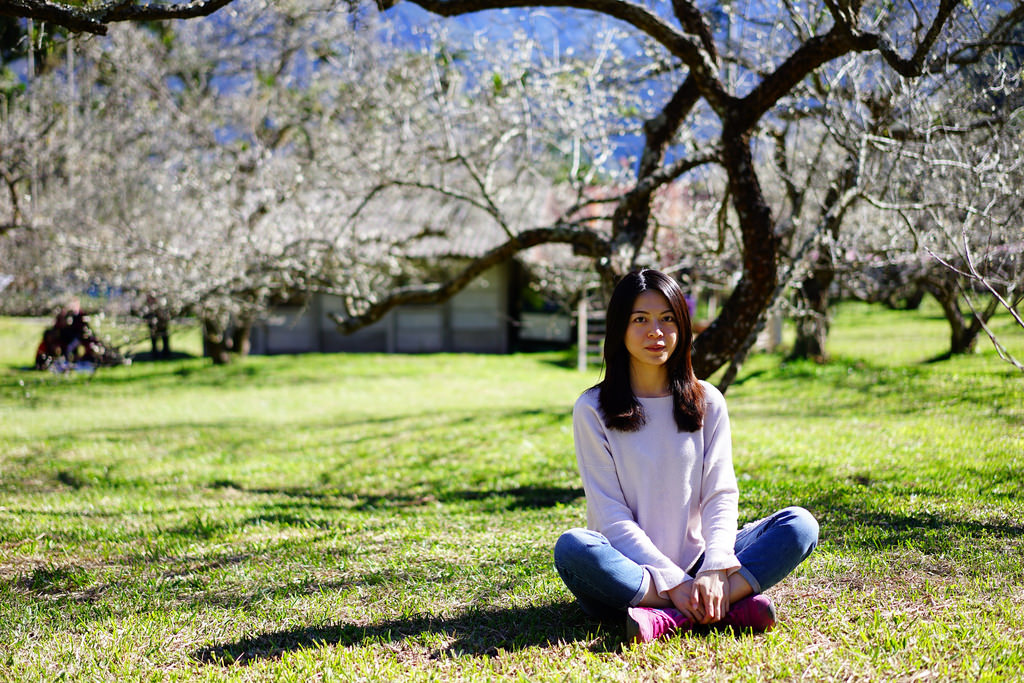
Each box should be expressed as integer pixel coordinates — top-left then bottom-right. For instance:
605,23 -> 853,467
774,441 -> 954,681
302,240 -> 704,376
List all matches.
1,303 -> 1022,681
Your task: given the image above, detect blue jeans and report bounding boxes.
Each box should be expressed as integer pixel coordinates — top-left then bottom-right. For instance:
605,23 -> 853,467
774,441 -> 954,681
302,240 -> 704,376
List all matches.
553,506 -> 819,620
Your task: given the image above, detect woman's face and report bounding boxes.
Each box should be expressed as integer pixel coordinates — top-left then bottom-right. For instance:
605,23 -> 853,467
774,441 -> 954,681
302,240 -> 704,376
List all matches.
624,290 -> 679,371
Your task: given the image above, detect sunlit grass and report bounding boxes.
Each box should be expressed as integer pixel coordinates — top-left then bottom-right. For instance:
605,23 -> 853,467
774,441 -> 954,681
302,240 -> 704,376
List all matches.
0,302 -> 1022,681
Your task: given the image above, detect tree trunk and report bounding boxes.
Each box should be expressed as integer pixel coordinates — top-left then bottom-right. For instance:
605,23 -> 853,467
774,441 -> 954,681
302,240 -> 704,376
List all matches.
692,127 -> 779,379
231,317 -> 253,357
202,317 -> 233,365
789,258 -> 835,361
920,273 -> 978,356
884,286 -> 925,311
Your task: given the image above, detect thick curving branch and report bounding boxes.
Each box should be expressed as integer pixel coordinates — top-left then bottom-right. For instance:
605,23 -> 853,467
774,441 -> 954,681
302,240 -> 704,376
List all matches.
331,225 -> 610,334
607,76 -> 703,268
691,124 -> 779,378
870,0 -> 961,77
398,0 -> 707,67
736,26 -> 859,131
669,0 -> 716,66
0,0 -> 237,35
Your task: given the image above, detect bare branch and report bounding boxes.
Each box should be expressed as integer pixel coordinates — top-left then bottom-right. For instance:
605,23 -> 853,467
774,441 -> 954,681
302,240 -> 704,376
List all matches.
102,0 -> 236,23
331,225 -> 610,333
945,4 -> 1024,67
866,0 -> 962,77
0,0 -> 237,35
737,23 -> 897,130
608,76 -> 711,266
958,280 -> 1024,372
634,149 -> 719,200
0,163 -> 23,235
669,0 -> 717,61
400,0 -> 712,72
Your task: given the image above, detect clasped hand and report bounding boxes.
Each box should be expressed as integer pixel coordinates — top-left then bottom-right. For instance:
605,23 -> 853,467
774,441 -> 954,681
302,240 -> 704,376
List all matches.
667,570 -> 729,625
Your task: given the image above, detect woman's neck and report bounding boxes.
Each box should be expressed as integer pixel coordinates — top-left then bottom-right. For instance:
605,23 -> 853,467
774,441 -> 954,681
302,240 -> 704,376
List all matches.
630,364 -> 671,398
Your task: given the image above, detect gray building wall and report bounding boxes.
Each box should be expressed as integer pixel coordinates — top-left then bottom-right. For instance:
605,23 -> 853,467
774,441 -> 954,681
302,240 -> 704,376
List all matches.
250,263 -> 511,355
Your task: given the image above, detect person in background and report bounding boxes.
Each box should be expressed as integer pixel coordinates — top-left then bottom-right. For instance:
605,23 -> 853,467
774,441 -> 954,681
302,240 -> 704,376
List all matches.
34,327 -> 62,370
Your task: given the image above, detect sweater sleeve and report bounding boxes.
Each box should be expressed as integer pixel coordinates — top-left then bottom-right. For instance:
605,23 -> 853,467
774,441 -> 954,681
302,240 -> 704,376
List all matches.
696,384 -> 740,574
573,393 -> 690,594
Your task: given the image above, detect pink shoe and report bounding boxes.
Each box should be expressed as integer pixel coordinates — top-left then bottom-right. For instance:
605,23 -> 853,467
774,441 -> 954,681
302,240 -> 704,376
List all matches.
626,606 -> 692,643
717,594 -> 777,633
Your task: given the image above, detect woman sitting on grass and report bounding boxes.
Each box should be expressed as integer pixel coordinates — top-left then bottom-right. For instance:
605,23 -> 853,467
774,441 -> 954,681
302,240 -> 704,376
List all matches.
554,268 -> 818,643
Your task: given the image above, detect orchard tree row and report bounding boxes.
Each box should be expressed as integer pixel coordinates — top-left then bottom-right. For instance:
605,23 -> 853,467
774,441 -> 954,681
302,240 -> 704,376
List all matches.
0,0 -> 1020,375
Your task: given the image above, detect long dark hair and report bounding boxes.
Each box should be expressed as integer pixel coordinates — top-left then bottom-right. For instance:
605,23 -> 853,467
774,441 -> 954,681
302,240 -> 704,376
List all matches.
597,268 -> 705,432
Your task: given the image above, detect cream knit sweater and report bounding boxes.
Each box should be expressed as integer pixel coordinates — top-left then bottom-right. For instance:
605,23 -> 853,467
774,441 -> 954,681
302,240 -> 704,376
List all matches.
572,381 -> 740,598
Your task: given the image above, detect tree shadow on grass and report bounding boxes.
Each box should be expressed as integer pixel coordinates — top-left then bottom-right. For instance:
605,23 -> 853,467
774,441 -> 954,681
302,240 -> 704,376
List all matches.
536,354 -> 589,371
192,602 -> 621,665
443,485 -> 584,510
128,350 -> 197,363
804,486 -> 1024,558
212,480 -> 585,513
731,356 -> 1023,425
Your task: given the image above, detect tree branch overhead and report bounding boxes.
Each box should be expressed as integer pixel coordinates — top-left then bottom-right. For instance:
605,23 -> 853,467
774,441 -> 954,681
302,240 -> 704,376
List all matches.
0,0 -> 237,34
